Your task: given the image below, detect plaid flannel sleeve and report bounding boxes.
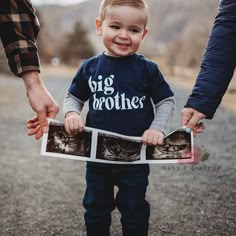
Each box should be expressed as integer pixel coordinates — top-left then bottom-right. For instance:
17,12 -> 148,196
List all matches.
0,0 -> 40,76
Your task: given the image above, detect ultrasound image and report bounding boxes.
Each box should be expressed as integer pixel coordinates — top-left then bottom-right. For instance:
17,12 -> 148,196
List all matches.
46,122 -> 92,157
96,134 -> 142,162
146,130 -> 192,160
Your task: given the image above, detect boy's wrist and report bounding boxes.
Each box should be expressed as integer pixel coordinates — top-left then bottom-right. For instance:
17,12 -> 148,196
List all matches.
65,111 -> 80,118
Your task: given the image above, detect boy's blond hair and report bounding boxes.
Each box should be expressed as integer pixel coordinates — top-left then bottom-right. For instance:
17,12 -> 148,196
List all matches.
99,0 -> 149,26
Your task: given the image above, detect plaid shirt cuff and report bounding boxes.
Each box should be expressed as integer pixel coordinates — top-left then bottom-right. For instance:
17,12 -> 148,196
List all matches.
8,47 -> 41,76
0,0 -> 41,76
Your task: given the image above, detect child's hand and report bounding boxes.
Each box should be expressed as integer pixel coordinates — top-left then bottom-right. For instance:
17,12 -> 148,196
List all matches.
142,129 -> 164,146
27,116 -> 43,140
64,112 -> 84,135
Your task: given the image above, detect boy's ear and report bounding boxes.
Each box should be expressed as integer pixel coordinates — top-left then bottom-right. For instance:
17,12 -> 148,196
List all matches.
142,28 -> 148,40
96,18 -> 103,36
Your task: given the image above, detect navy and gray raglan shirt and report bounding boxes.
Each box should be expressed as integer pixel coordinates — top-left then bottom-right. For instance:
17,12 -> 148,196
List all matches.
63,53 -> 175,137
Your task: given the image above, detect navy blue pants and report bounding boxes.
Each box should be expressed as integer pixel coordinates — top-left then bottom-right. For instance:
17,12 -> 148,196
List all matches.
83,163 -> 150,236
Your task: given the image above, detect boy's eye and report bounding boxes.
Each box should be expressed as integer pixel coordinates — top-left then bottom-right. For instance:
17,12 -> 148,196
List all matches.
130,28 -> 140,33
110,25 -> 120,29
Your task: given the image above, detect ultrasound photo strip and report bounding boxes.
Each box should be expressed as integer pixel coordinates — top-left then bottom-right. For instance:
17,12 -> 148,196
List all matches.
41,119 -> 194,164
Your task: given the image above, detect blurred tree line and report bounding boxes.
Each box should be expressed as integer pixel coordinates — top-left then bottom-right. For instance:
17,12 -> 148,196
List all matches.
60,21 -> 95,65
36,9 -> 95,66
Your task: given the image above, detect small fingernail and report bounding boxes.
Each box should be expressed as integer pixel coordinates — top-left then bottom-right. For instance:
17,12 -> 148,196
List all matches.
42,127 -> 49,133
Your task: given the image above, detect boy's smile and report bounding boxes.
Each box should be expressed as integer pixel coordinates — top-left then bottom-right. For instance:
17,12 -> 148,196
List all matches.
115,42 -> 131,51
96,5 -> 148,57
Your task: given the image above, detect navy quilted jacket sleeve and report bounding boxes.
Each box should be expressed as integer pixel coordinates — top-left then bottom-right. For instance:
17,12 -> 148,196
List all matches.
185,0 -> 236,118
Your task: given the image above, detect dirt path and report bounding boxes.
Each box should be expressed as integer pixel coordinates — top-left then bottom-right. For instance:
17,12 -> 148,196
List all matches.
0,73 -> 235,236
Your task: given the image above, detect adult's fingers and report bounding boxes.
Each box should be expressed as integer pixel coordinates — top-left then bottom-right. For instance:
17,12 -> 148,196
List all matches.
36,104 -> 59,134
187,112 -> 206,129
181,108 -> 194,127
181,108 -> 206,129
37,109 -> 49,133
28,125 -> 40,136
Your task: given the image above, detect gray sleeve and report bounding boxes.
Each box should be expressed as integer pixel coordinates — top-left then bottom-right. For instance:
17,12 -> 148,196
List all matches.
63,92 -> 84,116
149,96 -> 176,135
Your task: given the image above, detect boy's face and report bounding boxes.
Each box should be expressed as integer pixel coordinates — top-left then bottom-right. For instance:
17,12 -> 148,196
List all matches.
96,5 -> 148,57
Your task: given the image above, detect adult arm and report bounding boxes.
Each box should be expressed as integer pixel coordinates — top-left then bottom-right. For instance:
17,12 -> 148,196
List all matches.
184,0 -> 236,122
25,71 -> 59,140
0,0 -> 40,75
0,0 -> 59,139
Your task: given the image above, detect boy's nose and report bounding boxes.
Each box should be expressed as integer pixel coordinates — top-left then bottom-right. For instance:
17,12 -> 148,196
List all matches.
119,29 -> 128,38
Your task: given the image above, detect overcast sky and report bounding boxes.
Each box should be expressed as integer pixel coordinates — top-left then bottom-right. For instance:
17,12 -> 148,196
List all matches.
32,0 -> 88,6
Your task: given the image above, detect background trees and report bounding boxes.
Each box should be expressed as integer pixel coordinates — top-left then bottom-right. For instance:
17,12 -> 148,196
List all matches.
60,21 -> 95,65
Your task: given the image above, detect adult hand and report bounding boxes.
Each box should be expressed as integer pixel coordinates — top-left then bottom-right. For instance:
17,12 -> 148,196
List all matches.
23,71 -> 59,140
181,107 -> 206,136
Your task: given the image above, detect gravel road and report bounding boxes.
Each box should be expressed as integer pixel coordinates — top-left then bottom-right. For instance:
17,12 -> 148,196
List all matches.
0,73 -> 235,236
